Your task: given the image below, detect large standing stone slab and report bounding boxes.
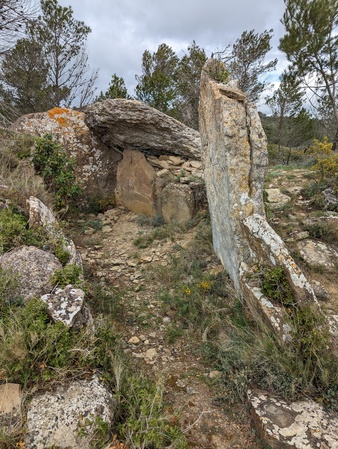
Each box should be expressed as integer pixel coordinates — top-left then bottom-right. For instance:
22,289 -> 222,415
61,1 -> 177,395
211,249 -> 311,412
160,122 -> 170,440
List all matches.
115,149 -> 156,216
26,377 -> 115,449
199,59 -> 268,290
199,59 -> 318,341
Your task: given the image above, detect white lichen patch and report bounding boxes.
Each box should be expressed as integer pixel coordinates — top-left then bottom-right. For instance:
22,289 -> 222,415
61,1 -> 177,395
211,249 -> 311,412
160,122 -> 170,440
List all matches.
248,389 -> 338,449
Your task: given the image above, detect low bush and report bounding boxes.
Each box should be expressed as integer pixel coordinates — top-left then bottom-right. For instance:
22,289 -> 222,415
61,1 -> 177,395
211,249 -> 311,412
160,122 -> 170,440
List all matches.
32,134 -> 82,210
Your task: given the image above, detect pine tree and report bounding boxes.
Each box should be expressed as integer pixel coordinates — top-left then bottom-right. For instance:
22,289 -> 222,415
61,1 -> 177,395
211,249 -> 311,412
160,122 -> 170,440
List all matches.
279,0 -> 338,150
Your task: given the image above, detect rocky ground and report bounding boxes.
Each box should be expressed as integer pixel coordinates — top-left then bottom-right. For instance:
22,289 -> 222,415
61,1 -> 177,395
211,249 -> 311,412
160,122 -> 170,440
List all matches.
72,208 -> 259,449
64,165 -> 338,449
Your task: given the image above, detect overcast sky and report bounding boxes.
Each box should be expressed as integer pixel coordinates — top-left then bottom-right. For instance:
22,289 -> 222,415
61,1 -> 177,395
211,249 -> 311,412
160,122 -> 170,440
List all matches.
58,0 -> 288,108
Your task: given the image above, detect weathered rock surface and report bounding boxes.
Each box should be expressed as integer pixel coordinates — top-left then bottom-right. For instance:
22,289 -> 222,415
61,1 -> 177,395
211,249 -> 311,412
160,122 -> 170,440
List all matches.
116,149 -> 156,216
199,59 -> 268,289
0,246 -> 62,301
12,107 -> 122,197
199,59 -> 317,341
265,188 -> 291,209
26,376 -> 115,449
85,99 -> 202,160
161,183 -> 195,223
0,383 -> 22,430
297,239 -> 338,270
41,284 -> 85,327
27,196 -> 82,268
249,389 -> 338,449
28,196 -> 56,228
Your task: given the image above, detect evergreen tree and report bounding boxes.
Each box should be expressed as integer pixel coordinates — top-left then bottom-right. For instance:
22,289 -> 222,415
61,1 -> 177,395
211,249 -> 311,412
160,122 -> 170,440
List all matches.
279,0 -> 338,149
96,73 -> 130,101
174,41 -> 207,129
135,43 -> 178,114
218,29 -> 277,102
266,71 -> 304,155
0,38 -> 50,114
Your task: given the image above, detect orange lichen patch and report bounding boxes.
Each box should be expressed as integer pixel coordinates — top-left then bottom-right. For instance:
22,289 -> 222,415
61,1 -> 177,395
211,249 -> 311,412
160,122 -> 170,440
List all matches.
47,107 -> 84,127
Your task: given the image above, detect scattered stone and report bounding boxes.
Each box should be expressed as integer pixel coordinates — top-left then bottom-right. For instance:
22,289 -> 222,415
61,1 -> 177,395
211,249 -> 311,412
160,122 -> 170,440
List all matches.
128,336 -> 140,345
140,255 -> 153,263
248,389 -> 338,449
163,316 -> 171,324
102,225 -> 113,233
297,239 -> 338,270
0,246 -> 62,302
265,188 -> 291,208
144,348 -> 157,361
312,281 -> 330,302
26,377 -> 115,449
209,371 -> 222,380
323,187 -> 338,210
84,228 -> 95,235
41,284 -> 85,328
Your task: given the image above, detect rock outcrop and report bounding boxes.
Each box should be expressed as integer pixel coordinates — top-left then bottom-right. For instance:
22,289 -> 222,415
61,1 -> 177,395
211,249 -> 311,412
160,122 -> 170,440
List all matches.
26,377 -> 115,449
0,246 -> 62,301
249,389 -> 338,449
12,107 -> 122,197
27,196 -> 82,268
199,59 -> 318,340
85,99 -> 202,160
41,284 -> 85,328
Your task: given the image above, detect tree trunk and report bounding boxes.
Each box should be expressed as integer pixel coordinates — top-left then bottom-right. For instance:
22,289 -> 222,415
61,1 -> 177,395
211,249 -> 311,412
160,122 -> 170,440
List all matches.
332,124 -> 338,151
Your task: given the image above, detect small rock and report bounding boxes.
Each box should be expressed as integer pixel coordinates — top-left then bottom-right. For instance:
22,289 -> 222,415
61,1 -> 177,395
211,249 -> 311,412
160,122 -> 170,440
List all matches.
102,225 -> 113,233
163,316 -> 171,324
209,370 -> 222,380
84,228 -> 95,235
128,336 -> 140,345
140,255 -> 153,263
145,348 -> 157,361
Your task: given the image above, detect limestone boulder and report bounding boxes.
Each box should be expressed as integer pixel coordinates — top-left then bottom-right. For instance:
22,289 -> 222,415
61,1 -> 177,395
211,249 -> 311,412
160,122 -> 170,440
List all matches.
297,239 -> 338,270
265,188 -> 291,209
85,99 -> 202,160
0,246 -> 62,301
26,376 -> 115,449
248,389 -> 338,449
41,284 -> 85,328
12,108 -> 122,197
161,183 -> 195,223
27,196 -> 82,268
115,149 -> 156,216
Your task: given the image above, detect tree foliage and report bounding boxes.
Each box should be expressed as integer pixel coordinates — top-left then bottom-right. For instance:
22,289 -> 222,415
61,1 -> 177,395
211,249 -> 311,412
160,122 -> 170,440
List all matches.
279,0 -> 338,149
135,43 -> 179,114
218,29 -> 277,102
0,0 -> 38,55
0,38 -> 50,114
174,41 -> 207,129
96,73 -> 130,101
0,0 -> 97,115
266,71 -> 308,155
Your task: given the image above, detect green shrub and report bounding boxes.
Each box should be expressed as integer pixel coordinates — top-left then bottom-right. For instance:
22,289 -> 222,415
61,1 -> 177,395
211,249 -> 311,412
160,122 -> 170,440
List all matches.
53,239 -> 70,265
51,264 -> 82,287
0,206 -> 47,254
33,134 -> 82,210
260,266 -> 294,307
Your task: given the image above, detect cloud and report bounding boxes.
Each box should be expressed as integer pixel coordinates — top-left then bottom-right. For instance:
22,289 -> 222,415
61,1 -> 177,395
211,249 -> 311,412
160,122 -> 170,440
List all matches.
58,0 -> 287,99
